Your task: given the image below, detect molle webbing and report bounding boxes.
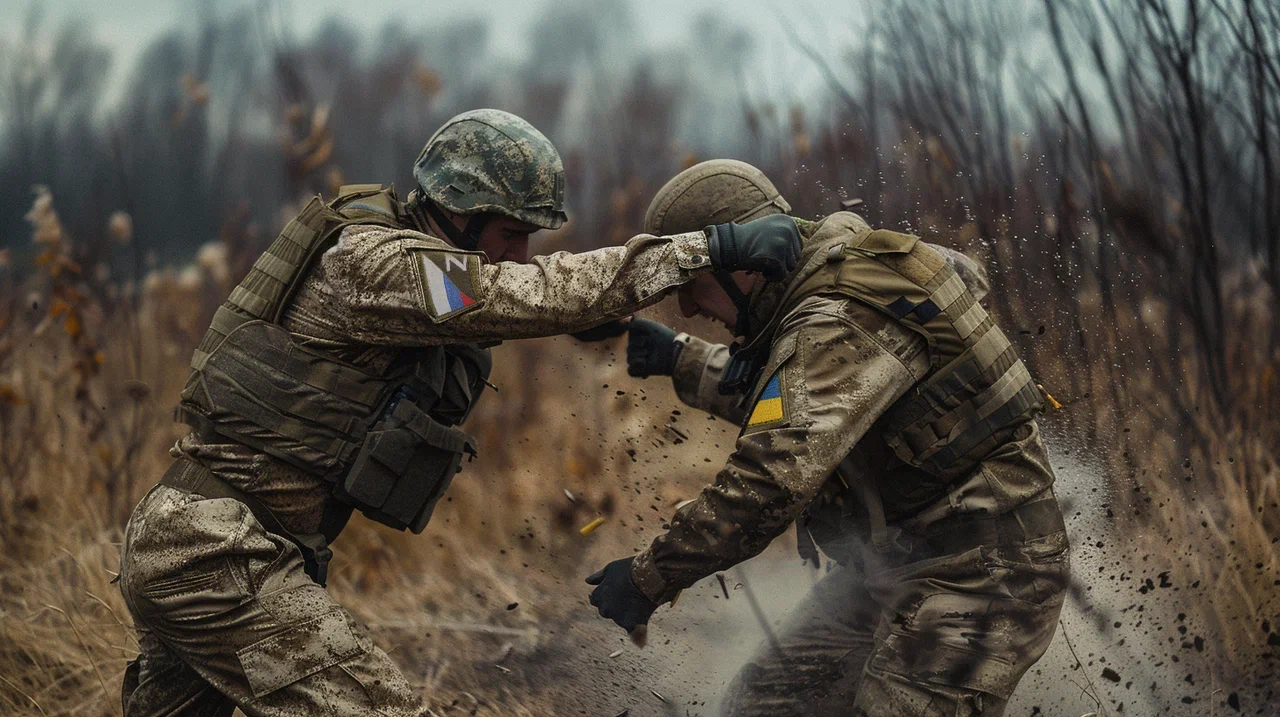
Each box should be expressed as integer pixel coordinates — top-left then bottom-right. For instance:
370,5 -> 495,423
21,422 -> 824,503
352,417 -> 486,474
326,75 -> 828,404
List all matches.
188,321 -> 394,478
189,187 -> 400,372
174,185 -> 491,537
178,184 -> 412,476
759,223 -> 1043,480
842,233 -> 1041,479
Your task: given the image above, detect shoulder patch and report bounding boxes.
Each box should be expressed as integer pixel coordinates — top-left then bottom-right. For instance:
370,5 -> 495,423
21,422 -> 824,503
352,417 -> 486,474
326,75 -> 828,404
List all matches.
746,370 -> 787,428
411,249 -> 484,321
742,330 -> 798,431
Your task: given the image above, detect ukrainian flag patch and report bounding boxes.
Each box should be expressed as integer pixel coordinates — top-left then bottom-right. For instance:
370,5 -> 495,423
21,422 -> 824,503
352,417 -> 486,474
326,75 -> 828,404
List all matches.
747,371 -> 786,428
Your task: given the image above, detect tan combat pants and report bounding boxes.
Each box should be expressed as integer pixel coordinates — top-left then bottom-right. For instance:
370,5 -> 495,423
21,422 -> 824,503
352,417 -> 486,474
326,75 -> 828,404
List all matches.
720,530 -> 1069,716
118,484 -> 424,716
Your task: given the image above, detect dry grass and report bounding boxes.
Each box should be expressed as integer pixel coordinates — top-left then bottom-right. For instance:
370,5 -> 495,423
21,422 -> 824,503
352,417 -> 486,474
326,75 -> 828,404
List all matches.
3,172 -> 1277,715
0,190 -> 738,715
2,2 -> 1277,712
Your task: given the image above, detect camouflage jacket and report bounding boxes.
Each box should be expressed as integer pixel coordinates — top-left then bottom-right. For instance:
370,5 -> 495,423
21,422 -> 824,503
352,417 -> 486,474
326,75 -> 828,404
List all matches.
630,214 -> 1056,603
175,222 -> 712,535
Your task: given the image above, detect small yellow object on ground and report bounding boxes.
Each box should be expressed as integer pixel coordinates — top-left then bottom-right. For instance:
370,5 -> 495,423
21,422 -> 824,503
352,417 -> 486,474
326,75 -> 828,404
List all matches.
1037,383 -> 1063,409
579,517 -> 605,536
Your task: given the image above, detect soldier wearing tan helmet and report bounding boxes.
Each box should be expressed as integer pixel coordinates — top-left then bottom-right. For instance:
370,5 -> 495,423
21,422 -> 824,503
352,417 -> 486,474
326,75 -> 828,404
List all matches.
585,159 -> 1069,716
116,114 -> 803,716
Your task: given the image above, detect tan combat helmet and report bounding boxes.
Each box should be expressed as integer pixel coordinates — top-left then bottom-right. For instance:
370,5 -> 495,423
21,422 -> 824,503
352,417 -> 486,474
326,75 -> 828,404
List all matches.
644,159 -> 791,236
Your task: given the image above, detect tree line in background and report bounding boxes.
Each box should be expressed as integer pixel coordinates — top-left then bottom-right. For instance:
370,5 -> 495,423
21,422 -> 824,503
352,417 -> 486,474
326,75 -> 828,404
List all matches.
0,0 -> 1276,689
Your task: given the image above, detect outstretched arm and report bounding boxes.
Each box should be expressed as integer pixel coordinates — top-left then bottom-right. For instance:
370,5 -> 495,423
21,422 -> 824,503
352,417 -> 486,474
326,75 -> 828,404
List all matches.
318,224 -> 713,346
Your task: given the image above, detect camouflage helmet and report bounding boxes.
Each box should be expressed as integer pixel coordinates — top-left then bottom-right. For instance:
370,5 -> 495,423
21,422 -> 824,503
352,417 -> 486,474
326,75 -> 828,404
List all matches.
644,159 -> 790,235
413,109 -> 567,230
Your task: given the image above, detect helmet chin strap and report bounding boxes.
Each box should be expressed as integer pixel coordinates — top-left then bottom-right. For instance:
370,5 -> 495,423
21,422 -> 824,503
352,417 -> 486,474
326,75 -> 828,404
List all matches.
713,271 -> 752,337
415,191 -> 490,252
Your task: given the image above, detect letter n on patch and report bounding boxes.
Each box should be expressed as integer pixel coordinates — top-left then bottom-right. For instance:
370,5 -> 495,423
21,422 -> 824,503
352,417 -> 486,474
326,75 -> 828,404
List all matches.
418,252 -> 481,321
746,370 -> 788,429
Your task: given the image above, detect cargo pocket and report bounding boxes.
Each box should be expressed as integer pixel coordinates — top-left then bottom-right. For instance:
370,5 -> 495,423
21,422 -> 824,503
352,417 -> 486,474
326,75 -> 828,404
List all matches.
980,533 -> 1070,607
870,589 -> 1023,699
237,610 -> 365,699
138,567 -> 228,599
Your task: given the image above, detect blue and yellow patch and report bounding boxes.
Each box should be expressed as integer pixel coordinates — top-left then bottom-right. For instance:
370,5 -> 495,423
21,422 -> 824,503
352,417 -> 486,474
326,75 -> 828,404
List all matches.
747,371 -> 786,428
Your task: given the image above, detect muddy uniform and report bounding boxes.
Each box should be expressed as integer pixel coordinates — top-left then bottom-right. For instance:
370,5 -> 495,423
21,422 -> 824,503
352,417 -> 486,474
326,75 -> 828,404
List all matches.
632,213 -> 1069,716
118,185 -> 713,716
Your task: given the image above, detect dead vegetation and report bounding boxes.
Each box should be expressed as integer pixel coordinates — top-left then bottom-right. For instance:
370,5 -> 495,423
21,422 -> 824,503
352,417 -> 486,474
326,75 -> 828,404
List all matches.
0,0 -> 1277,714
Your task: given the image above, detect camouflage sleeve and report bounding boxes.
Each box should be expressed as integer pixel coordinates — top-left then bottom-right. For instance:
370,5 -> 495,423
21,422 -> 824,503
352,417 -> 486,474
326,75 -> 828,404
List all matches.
319,224 -> 712,346
670,333 -> 748,424
630,298 -> 929,604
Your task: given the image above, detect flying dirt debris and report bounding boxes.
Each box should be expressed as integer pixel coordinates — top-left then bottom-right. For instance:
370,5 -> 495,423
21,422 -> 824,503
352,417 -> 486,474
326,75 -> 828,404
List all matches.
107,104 -> 802,714
585,158 -> 1068,714
1,1 -> 1275,715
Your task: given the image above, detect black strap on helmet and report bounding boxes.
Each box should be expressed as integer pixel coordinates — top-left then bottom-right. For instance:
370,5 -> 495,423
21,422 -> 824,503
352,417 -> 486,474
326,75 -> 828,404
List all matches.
418,193 -> 490,252
713,271 -> 753,338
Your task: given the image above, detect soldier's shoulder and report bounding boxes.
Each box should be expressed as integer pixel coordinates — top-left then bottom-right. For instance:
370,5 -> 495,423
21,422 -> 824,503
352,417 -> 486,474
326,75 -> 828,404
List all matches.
800,211 -> 872,241
334,222 -> 458,254
779,294 -> 928,371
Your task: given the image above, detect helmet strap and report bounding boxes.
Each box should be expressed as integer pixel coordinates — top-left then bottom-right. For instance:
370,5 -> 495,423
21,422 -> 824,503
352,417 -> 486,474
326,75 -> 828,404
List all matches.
462,213 -> 493,248
713,271 -> 753,337
730,197 -> 788,224
419,195 -> 485,252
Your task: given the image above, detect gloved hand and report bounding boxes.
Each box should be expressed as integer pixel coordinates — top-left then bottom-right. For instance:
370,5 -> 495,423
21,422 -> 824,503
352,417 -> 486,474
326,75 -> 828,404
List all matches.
705,214 -> 802,281
585,557 -> 658,633
626,319 -> 680,378
570,319 -> 630,342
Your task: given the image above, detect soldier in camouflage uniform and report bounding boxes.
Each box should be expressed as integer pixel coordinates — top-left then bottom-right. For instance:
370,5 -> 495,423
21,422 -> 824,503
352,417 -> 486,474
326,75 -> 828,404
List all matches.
585,159 -> 1070,716
117,113 -> 802,716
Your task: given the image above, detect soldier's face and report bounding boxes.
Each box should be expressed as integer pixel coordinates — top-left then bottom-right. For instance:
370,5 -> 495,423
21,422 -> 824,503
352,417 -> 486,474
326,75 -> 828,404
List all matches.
475,216 -> 539,264
678,272 -> 753,331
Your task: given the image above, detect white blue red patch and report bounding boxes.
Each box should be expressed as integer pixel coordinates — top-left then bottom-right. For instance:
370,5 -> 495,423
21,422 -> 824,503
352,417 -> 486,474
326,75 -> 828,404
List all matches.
418,251 -> 480,320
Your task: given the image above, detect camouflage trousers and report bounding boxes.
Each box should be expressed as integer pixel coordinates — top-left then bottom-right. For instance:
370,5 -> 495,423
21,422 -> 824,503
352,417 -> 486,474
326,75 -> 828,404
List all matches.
720,529 -> 1069,717
117,484 -> 424,716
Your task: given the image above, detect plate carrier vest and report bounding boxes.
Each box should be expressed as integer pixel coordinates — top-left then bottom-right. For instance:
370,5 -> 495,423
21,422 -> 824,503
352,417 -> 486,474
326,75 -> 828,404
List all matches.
734,215 -> 1045,548
174,184 -> 491,540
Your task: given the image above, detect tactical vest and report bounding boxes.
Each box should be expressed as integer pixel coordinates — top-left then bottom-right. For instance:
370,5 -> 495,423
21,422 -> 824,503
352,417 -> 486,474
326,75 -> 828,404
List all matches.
742,214 -> 1043,487
175,184 -> 491,534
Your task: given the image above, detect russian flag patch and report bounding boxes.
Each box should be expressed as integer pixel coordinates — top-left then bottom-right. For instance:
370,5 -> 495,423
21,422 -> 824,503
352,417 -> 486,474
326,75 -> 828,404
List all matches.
746,371 -> 787,428
419,251 -> 480,320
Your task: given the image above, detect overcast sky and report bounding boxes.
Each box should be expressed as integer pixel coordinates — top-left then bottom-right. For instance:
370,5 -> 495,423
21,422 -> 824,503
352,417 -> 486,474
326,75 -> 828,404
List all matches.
5,0 -> 859,104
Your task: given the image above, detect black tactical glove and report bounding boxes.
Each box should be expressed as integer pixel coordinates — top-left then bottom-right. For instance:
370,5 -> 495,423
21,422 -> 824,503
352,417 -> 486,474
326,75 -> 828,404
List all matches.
626,319 -> 680,378
705,214 -> 803,281
585,557 -> 658,633
570,319 -> 630,342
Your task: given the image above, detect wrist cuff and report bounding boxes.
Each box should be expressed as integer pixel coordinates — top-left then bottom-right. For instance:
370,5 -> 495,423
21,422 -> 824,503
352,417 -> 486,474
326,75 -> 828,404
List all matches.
630,550 -> 677,604
672,232 -> 714,272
